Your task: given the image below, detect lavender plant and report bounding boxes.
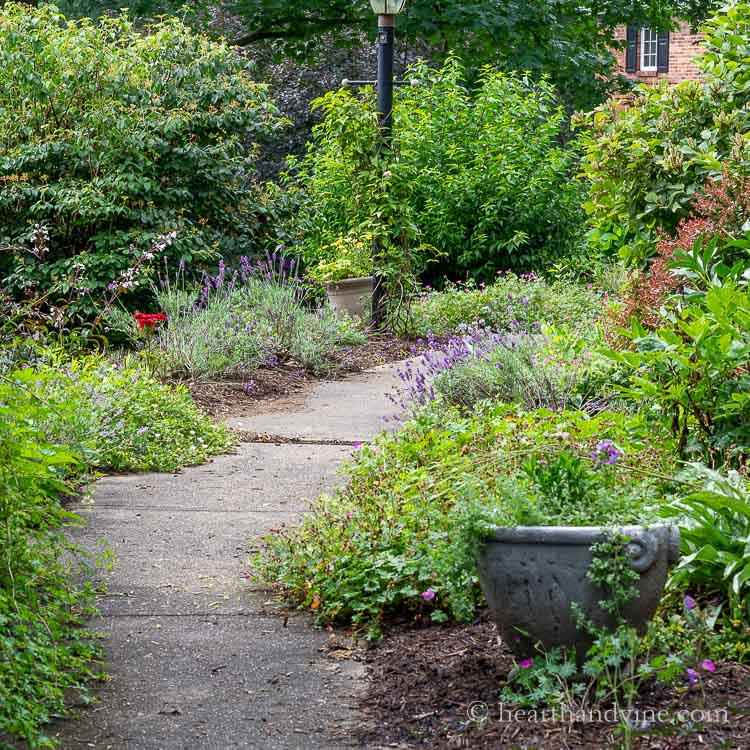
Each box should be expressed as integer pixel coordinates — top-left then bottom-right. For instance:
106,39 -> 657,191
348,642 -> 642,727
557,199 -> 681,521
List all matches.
392,323 -> 584,414
107,250 -> 365,380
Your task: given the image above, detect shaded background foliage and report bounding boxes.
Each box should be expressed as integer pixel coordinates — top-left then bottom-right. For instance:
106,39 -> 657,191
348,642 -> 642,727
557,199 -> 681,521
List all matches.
53,0 -> 718,112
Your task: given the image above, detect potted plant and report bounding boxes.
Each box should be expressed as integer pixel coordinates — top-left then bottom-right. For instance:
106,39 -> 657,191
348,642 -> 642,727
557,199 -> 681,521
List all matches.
472,442 -> 680,659
308,235 -> 374,320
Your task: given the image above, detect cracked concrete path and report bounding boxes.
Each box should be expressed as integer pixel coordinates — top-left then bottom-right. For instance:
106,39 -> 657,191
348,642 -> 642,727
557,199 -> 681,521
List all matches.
50,363 -> 403,750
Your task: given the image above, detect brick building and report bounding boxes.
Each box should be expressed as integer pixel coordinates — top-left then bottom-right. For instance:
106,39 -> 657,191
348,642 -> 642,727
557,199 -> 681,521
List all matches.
614,22 -> 703,85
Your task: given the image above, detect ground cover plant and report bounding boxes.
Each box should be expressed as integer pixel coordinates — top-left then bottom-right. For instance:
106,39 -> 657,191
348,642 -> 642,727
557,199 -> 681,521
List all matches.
0,369 -> 99,747
256,404 -> 673,638
404,272 -> 603,338
0,3 -> 284,311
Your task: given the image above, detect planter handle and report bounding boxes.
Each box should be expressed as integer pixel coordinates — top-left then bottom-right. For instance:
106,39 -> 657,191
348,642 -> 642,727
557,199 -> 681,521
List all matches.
624,531 -> 659,573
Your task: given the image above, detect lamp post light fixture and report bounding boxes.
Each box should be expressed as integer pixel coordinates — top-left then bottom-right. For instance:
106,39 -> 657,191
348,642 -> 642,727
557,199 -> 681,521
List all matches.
369,0 -> 406,327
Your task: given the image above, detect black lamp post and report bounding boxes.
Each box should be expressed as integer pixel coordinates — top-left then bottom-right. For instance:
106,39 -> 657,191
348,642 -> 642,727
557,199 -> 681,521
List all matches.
369,0 -> 406,327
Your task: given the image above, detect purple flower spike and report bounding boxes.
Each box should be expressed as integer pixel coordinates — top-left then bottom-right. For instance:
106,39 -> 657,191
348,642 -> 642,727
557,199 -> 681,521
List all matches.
421,588 -> 436,602
686,668 -> 699,686
684,595 -> 697,611
518,658 -> 534,669
701,659 -> 716,673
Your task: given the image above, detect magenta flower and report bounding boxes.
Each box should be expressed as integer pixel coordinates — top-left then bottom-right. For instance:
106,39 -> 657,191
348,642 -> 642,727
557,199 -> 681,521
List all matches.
352,441 -> 362,450
518,658 -> 534,669
684,595 -> 697,611
421,588 -> 436,602
687,668 -> 698,686
701,659 -> 716,673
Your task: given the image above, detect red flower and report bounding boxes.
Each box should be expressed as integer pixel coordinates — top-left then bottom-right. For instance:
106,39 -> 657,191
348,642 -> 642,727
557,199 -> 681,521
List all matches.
133,312 -> 168,330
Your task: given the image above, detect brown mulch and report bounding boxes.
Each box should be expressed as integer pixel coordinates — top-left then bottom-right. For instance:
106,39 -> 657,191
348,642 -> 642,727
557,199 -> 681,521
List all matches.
187,334 -> 416,421
357,613 -> 750,749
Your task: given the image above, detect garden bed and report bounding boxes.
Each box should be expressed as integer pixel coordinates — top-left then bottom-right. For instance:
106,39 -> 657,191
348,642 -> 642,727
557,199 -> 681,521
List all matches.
358,614 -> 750,749
187,334 -> 416,420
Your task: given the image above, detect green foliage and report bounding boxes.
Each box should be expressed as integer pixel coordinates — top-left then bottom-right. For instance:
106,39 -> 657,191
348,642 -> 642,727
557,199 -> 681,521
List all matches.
665,463 -> 750,620
283,59 -> 584,284
604,260 -> 750,467
406,274 -> 602,338
429,336 -> 584,412
255,404 -> 672,637
578,2 -> 750,267
305,234 -> 373,283
0,4 -> 284,309
463,450 -> 659,534
31,353 -> 235,473
0,369 -> 100,748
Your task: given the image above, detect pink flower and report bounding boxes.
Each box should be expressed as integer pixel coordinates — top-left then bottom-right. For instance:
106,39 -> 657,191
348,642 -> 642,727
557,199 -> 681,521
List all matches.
701,659 -> 716,673
352,441 -> 362,450
684,595 -> 697,611
421,588 -> 436,602
518,658 -> 534,669
346,511 -> 354,519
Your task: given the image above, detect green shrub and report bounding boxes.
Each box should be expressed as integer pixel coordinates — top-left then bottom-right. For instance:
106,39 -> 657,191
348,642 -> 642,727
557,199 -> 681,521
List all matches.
578,1 -> 750,266
283,58 -> 585,282
0,4 -> 284,309
256,404 -> 673,637
604,251 -> 750,467
429,335 -> 585,412
405,274 -> 603,337
664,464 -> 750,623
0,369 -> 100,747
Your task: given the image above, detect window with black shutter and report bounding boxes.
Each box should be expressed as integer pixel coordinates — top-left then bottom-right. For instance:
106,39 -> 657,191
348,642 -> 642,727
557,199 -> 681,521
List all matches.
657,31 -> 670,73
626,25 -> 638,72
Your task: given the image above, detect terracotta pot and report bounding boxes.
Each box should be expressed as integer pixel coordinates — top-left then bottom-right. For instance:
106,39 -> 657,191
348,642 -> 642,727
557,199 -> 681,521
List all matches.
477,524 -> 680,659
324,276 -> 374,320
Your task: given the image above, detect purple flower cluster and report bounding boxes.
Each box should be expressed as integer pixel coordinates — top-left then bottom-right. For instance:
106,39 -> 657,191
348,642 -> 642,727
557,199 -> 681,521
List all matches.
591,439 -> 622,467
190,246 -> 303,312
390,323 -> 528,411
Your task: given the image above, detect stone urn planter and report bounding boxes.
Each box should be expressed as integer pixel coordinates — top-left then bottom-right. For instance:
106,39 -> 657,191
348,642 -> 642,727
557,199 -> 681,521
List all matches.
324,276 -> 374,320
477,524 -> 680,658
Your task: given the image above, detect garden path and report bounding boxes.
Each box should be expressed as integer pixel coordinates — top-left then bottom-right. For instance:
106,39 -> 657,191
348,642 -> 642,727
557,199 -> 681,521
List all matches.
53,363 -> 403,750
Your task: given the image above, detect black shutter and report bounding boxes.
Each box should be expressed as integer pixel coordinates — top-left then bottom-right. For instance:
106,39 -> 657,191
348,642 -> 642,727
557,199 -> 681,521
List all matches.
626,25 -> 638,73
657,31 -> 670,73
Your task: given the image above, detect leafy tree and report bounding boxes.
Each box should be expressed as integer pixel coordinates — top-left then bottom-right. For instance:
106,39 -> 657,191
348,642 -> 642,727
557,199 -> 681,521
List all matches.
284,59 -> 584,282
52,0 -> 720,110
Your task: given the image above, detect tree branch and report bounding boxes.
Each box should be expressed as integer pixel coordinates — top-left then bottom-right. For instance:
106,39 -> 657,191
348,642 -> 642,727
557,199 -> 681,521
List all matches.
231,16 -> 358,46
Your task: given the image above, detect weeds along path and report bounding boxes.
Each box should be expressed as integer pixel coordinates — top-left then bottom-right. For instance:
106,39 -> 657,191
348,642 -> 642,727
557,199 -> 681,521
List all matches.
53,362 -> 403,750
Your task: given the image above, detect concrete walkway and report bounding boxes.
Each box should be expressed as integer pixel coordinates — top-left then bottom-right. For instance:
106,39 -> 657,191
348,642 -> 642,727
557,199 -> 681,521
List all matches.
53,363 -> 402,750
